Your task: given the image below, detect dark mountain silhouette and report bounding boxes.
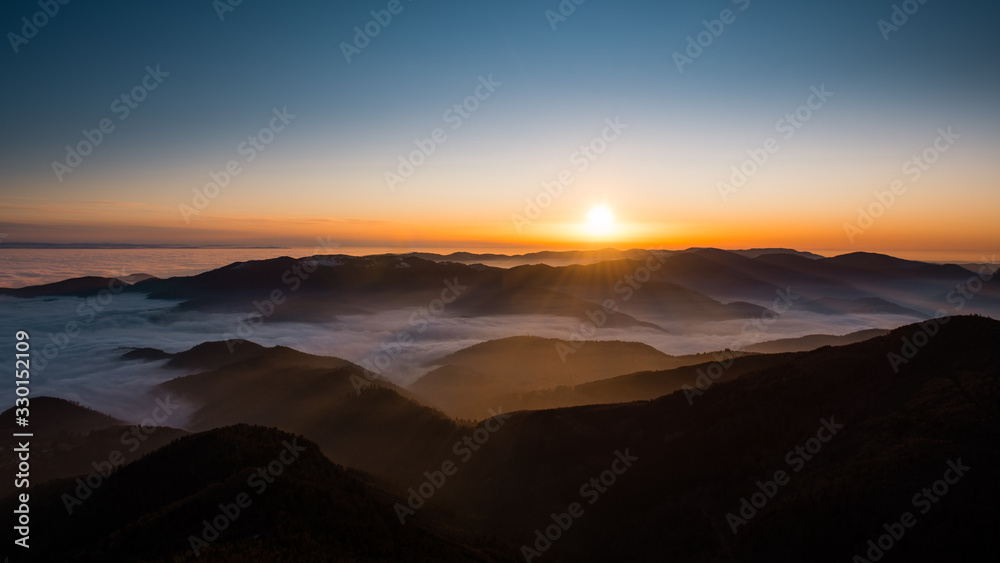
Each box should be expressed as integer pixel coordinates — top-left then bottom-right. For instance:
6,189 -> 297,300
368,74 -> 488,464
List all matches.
8,248 -> 992,325
506,351 -> 796,409
799,297 -> 925,318
156,344 -> 461,485
422,316 -> 1000,561
4,317 -> 998,561
119,346 -> 173,362
756,252 -> 988,312
0,397 -> 121,435
120,339 -> 271,372
741,328 -> 890,353
449,282 -> 667,330
403,247 -> 823,267
410,336 -> 747,418
0,397 -> 186,499
650,249 -> 844,302
4,425 -> 518,562
0,275 -> 156,298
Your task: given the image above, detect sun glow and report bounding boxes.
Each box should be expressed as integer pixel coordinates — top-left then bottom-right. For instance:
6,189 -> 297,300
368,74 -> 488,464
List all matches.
585,205 -> 616,237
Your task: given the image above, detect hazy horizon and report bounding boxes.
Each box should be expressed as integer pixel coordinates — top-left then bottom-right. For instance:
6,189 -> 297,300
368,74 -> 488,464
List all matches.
2,246 -> 997,289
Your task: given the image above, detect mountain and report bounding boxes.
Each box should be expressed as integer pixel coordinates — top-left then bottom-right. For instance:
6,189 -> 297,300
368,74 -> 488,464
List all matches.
403,248 -> 824,268
0,397 -> 186,500
0,275 -> 156,298
740,328 -> 890,353
728,248 -> 824,259
421,316 -> 1000,561
121,339 -> 272,372
155,343 -> 462,484
7,316 -> 998,561
449,282 -> 667,331
5,425 -> 518,562
756,252 -> 987,310
0,397 -> 121,435
507,350 -> 797,409
799,297 -> 926,318
8,248 -> 991,325
409,336 -> 746,418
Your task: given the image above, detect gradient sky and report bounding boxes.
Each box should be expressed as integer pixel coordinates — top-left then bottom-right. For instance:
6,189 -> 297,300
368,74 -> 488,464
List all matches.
1,0 -> 997,255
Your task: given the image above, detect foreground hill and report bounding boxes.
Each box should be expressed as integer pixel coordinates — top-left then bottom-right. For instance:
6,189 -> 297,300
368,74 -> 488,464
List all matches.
425,316 -> 1000,561
0,397 -> 121,435
4,425 -> 517,562
4,317 -> 997,561
0,397 -> 186,500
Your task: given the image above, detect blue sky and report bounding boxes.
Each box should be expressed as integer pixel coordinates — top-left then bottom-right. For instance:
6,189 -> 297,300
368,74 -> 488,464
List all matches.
1,0 -> 997,253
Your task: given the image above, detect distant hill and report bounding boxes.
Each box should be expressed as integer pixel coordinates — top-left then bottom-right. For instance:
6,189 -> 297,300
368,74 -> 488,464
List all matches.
799,297 -> 926,318
408,336 -> 713,418
0,274 -> 156,297
741,328 -> 891,353
507,351 -> 797,410
8,248 -> 995,322
156,344 -> 462,484
121,339 -> 272,372
404,247 -> 823,267
449,283 -> 667,331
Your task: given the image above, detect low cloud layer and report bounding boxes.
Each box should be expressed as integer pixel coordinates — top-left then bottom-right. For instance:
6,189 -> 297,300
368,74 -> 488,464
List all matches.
0,292 -> 920,424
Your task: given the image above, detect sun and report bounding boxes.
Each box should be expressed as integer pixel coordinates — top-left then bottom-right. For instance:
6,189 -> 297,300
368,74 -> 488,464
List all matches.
585,205 -> 615,236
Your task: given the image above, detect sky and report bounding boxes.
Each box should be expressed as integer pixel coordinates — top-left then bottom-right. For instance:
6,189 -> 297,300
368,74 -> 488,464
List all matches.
1,0 -> 998,256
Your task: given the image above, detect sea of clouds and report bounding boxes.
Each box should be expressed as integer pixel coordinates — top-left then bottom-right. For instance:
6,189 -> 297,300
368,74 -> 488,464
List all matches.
0,288 -> 921,424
